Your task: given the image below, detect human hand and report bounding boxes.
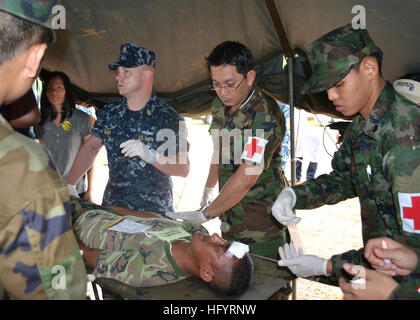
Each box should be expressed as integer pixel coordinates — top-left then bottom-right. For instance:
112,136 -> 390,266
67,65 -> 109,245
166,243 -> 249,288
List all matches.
200,187 -> 218,208
271,187 -> 300,225
339,263 -> 398,300
278,243 -> 329,277
67,184 -> 79,198
165,210 -> 208,223
364,237 -> 418,276
120,139 -> 157,164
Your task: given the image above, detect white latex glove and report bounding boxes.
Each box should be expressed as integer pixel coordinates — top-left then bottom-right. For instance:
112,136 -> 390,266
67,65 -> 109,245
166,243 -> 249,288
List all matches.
165,210 -> 208,223
67,184 -> 79,198
120,140 -> 157,164
200,186 -> 218,208
271,187 -> 300,225
278,243 -> 329,278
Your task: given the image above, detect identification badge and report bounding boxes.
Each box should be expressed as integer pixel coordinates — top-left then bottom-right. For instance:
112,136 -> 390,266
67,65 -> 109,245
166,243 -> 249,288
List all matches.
104,218 -> 151,234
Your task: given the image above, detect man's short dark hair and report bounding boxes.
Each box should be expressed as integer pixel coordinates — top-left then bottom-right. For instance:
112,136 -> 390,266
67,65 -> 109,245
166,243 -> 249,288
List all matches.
206,41 -> 255,77
0,10 -> 54,67
210,253 -> 254,296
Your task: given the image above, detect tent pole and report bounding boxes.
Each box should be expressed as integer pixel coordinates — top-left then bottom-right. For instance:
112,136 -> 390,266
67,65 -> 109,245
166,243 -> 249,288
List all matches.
288,53 -> 297,301
264,0 -> 297,300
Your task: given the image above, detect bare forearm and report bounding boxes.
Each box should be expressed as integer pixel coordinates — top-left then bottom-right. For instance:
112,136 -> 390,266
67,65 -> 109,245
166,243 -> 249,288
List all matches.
86,163 -> 95,192
205,163 -> 219,188
207,163 -> 261,218
153,153 -> 190,177
67,139 -> 102,185
106,205 -> 163,219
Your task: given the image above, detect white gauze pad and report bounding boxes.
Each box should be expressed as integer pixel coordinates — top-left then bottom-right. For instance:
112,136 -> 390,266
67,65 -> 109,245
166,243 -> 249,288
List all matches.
225,241 -> 249,259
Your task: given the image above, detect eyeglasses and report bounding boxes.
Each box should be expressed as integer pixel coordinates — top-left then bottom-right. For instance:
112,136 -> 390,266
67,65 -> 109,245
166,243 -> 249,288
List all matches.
210,76 -> 246,91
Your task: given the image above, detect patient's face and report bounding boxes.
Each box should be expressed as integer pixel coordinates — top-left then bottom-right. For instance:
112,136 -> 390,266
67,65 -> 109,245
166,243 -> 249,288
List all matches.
191,232 -> 237,273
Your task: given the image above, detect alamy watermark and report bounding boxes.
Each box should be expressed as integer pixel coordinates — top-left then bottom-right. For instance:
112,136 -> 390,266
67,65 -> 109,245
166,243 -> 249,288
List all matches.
352,5 -> 366,29
148,121 -> 266,175
51,5 -> 66,30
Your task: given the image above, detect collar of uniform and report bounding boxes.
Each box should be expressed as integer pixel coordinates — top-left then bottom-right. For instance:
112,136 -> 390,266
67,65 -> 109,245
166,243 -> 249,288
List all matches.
121,92 -> 158,114
224,84 -> 259,118
164,241 -> 191,278
356,81 -> 394,139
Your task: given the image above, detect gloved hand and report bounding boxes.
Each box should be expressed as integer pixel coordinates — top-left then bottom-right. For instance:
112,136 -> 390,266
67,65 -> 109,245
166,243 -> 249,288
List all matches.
200,186 -> 218,208
67,184 -> 79,198
120,140 -> 157,164
278,243 -> 330,278
271,187 -> 300,225
165,210 -> 208,223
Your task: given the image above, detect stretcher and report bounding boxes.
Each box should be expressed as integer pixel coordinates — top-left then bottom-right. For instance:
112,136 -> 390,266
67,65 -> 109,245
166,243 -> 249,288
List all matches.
93,255 -> 296,300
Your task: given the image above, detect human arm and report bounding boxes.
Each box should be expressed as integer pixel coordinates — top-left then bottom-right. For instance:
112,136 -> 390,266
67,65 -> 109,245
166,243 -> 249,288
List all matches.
200,163 -> 219,207
77,238 -> 103,270
67,135 -> 103,185
291,127 -> 357,209
105,205 -> 164,219
165,163 -> 262,223
205,163 -> 262,218
0,186 -> 87,299
82,134 -> 96,201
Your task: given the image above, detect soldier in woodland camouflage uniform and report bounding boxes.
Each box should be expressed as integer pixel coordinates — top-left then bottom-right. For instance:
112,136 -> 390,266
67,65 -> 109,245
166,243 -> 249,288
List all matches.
71,198 -> 253,296
167,41 -> 289,260
0,0 -> 87,299
66,44 -> 189,215
272,24 -> 420,299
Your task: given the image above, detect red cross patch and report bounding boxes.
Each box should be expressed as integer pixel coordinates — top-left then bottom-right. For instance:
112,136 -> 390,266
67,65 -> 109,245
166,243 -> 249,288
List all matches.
398,193 -> 420,234
241,136 -> 268,164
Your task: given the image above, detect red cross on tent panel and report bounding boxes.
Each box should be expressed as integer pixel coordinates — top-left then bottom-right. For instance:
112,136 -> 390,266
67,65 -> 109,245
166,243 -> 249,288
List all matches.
244,137 -> 264,158
402,195 -> 420,231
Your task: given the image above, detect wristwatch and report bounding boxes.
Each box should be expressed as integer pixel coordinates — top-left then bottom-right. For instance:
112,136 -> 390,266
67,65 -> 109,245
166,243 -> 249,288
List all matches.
200,205 -> 211,220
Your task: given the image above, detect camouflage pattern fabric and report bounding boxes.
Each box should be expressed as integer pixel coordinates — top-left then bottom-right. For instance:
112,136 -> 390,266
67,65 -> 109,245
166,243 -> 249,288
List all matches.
301,23 -> 380,95
0,0 -> 58,29
293,83 -> 420,296
108,43 -> 156,70
0,115 -> 87,300
72,198 -> 208,287
92,94 -> 187,215
209,85 -> 289,259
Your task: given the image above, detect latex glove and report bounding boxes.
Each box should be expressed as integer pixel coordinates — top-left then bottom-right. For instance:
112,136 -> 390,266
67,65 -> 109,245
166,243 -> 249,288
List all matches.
165,210 -> 208,223
200,187 -> 218,208
120,140 -> 157,164
278,243 -> 329,277
67,184 -> 79,198
271,187 -> 300,225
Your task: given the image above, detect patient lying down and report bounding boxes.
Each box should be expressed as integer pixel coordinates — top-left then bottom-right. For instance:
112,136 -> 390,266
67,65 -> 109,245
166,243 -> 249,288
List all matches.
71,198 -> 253,296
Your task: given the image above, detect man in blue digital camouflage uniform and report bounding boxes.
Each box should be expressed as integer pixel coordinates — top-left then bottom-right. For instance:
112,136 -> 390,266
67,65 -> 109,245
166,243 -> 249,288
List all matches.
272,24 -> 420,299
67,44 -> 190,215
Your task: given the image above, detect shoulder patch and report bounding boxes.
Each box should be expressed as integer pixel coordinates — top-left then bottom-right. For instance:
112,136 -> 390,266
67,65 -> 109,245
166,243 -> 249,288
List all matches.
398,193 -> 420,234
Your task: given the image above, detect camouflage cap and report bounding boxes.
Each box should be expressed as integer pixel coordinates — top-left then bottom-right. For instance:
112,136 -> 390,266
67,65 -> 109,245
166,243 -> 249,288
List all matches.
108,43 -> 156,71
301,23 -> 381,95
0,0 -> 58,29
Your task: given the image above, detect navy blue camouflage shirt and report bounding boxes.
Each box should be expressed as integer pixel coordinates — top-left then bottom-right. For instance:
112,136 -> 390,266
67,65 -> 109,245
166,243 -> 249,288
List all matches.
93,93 -> 187,215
